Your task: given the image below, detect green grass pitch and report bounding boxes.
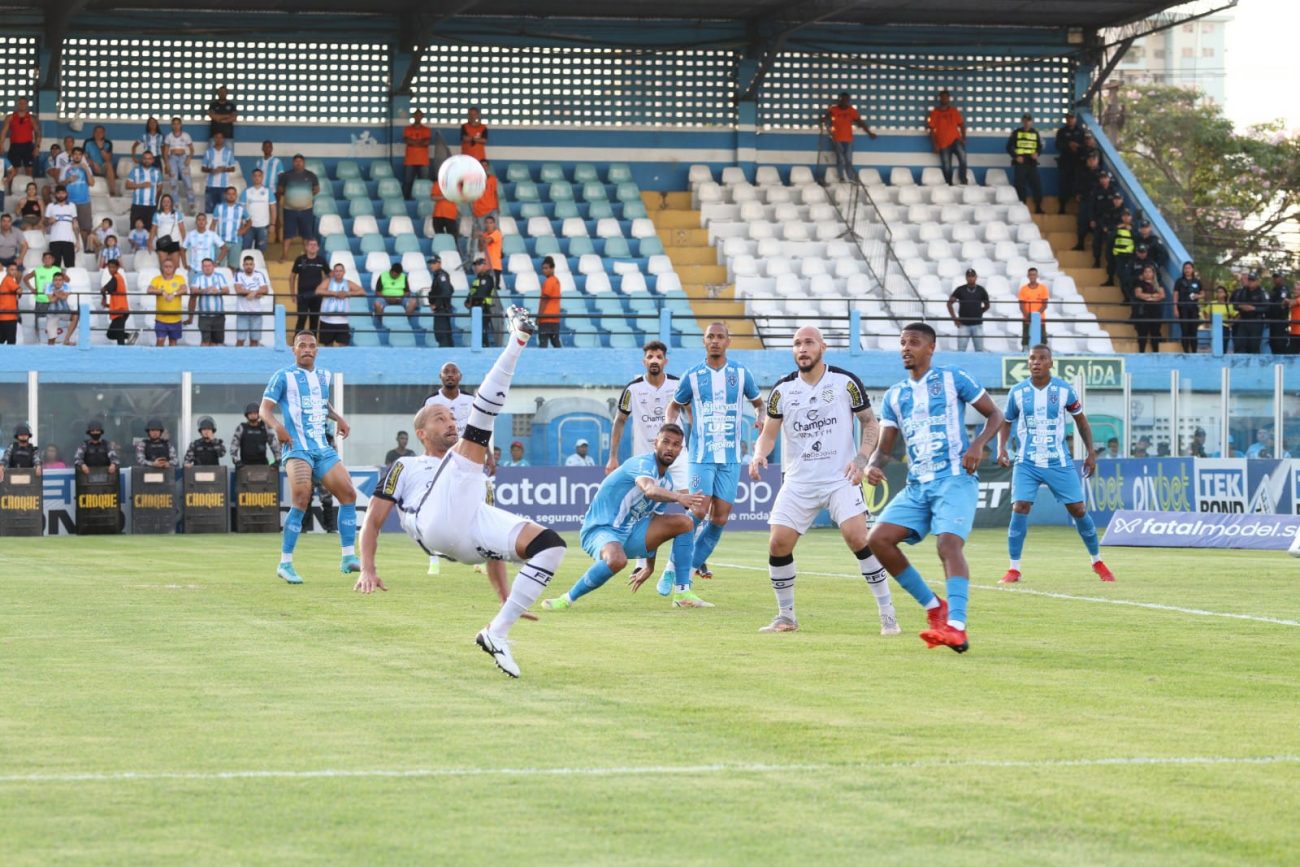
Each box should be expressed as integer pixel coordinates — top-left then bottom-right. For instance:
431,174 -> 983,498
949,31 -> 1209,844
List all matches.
4,527 -> 1299,865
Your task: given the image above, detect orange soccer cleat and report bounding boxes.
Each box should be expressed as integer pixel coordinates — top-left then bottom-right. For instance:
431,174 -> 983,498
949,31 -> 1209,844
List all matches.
925,596 -> 949,631
1093,561 -> 1116,582
920,624 -> 970,653
999,569 -> 1022,584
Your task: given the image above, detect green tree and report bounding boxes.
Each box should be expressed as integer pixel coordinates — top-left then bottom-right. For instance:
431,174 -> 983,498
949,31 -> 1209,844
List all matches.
1114,84 -> 1300,281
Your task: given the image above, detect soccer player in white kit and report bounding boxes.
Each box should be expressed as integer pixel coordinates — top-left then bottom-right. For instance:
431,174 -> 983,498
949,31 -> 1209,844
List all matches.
355,307 -> 567,678
749,326 -> 898,634
423,361 -> 474,576
606,340 -> 689,596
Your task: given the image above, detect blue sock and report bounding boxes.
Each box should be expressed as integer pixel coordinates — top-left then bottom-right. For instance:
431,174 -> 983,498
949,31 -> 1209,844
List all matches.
338,504 -> 357,553
893,564 -> 937,608
670,531 -> 694,588
282,507 -> 304,558
566,561 -> 615,602
692,522 -> 724,569
1008,511 -> 1028,562
1075,513 -> 1100,557
946,577 -> 969,628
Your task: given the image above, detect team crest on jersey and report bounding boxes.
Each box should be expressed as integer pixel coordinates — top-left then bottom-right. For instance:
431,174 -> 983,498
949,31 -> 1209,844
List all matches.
821,387 -> 834,404
727,371 -> 737,389
928,378 -> 943,397
1049,390 -> 1060,407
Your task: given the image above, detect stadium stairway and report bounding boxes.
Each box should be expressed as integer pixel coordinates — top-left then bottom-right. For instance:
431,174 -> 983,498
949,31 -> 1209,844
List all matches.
640,191 -> 763,349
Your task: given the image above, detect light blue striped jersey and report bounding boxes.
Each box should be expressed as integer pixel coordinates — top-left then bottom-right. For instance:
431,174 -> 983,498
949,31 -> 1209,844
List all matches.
128,165 -> 162,207
263,365 -> 332,451
190,271 -> 228,314
582,452 -> 669,532
211,202 -> 247,243
202,144 -> 235,189
673,359 -> 758,464
880,365 -> 987,484
1003,376 -> 1081,468
319,277 -> 351,318
255,156 -> 284,193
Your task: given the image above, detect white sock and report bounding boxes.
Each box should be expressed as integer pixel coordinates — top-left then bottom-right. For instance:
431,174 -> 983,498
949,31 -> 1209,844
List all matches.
467,338 -> 524,433
341,545 -> 355,556
635,558 -> 647,570
858,553 -> 893,613
488,543 -> 565,638
1009,559 -> 1021,570
924,597 -> 940,610
769,557 -> 796,618
674,583 -> 689,593
1090,554 -> 1102,564
950,619 -> 966,630
280,553 -> 293,564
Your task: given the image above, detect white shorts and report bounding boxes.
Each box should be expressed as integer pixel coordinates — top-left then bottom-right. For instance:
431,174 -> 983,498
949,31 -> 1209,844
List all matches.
666,453 -> 688,490
405,452 -> 528,564
769,480 -> 867,535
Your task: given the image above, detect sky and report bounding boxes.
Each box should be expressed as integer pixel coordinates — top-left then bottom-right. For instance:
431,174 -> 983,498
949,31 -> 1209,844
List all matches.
1224,0 -> 1300,130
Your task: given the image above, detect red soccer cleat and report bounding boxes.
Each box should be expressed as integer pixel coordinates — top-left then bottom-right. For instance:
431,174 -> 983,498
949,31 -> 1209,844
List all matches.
920,624 -> 969,653
1093,561 -> 1116,582
925,597 -> 948,631
694,564 -> 713,580
999,569 -> 1022,584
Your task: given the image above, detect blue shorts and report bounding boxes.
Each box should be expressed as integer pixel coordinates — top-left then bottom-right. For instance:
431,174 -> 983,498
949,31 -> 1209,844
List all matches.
1012,462 -> 1084,506
284,209 -> 315,240
878,474 -> 979,545
154,320 -> 182,340
282,446 -> 341,481
580,516 -> 653,561
688,461 -> 741,503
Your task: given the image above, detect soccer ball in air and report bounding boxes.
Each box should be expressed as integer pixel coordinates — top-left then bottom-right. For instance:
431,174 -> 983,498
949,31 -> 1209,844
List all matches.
438,154 -> 487,203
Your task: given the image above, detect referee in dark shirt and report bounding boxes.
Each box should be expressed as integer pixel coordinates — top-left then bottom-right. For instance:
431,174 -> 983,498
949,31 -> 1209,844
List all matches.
947,268 -> 991,352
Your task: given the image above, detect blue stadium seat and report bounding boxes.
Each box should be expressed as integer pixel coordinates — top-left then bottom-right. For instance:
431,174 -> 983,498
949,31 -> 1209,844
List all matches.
621,201 -> 648,220
588,200 -> 614,220
347,198 -> 374,217
517,201 -> 545,219
370,160 -> 395,179
548,181 -> 574,202
607,163 -> 633,184
359,234 -> 387,254
377,178 -> 403,199
394,234 -> 421,254
573,164 -> 599,184
342,179 -> 368,199
381,198 -> 409,218
430,234 -> 458,254
417,199 -> 434,218
313,196 -> 338,216
581,182 -> 608,202
506,163 -> 531,183
305,159 -> 327,177
336,161 -> 361,180
323,234 -> 351,255
502,234 -> 526,256
539,163 -> 566,183
568,236 -> 595,257
615,182 -> 641,203
412,179 -> 433,200
514,181 -> 541,202
637,237 -> 665,257
534,236 -> 561,256
603,237 -> 632,259
554,200 -> 580,220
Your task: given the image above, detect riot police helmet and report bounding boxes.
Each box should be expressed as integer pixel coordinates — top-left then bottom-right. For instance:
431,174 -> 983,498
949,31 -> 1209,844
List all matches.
198,416 -> 217,432
14,423 -> 31,438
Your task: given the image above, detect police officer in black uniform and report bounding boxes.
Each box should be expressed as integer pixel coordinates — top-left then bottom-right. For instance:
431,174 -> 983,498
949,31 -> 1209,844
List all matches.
1231,272 -> 1269,354
135,418 -> 178,468
1267,272 -> 1291,354
184,416 -> 227,467
74,419 -> 120,476
428,255 -> 455,348
1053,110 -> 1086,214
1103,207 -> 1135,288
1134,220 -> 1165,271
1072,161 -> 1106,252
1090,179 -> 1122,268
1123,244 -> 1155,310
467,256 -> 498,347
1006,113 -> 1044,214
1,423 -> 41,481
231,403 -> 280,467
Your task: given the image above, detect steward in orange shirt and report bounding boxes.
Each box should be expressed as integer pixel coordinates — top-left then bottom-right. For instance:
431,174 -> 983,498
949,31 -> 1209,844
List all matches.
821,92 -> 875,183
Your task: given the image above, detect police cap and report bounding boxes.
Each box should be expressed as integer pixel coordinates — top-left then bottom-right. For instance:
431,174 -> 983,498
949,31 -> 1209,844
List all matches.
244,402 -> 259,416
146,418 -> 164,431
15,422 -> 31,437
198,416 -> 217,432
1248,271 -> 1260,281
86,419 -> 104,434
1136,244 -> 1149,254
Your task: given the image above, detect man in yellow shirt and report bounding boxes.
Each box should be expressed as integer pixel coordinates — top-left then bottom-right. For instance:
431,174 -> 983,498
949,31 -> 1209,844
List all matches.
149,258 -> 188,346
1017,267 -> 1049,348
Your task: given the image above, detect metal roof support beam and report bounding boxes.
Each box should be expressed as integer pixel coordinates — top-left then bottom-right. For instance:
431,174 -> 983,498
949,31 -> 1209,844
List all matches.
737,0 -> 866,102
41,0 -> 90,91
392,0 -> 483,96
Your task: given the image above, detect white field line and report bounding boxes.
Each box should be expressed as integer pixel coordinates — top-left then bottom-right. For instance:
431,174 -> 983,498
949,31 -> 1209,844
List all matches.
711,562 -> 1300,627
2,755 -> 1297,786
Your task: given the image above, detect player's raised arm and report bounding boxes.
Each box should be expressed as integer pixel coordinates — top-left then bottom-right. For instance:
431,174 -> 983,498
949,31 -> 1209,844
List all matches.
635,474 -> 705,515
963,392 -> 1005,474
355,496 -> 390,594
865,425 -> 897,486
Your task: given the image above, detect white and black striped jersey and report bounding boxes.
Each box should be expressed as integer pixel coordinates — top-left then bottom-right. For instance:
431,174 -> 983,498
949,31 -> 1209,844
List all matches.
766,365 -> 870,489
617,374 -> 680,455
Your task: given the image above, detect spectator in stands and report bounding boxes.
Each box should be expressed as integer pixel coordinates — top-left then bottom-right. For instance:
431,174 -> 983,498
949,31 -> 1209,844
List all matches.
1123,243 -> 1155,309
1131,437 -> 1151,458
566,438 -> 595,467
39,143 -> 62,200
479,214 -> 503,284
255,141 -> 283,246
402,109 -> 431,199
239,168 -> 275,252
132,117 -> 164,166
946,268 -> 989,351
91,217 -> 115,256
82,125 -> 116,194
1231,272 -> 1268,354
44,185 -> 79,268
125,150 -> 162,231
43,445 -> 67,469
317,262 -> 364,347
1245,426 -> 1289,459
135,420 -> 177,468
0,261 -> 18,345
184,417 -> 227,467
278,153 -> 319,261
1135,219 -> 1164,269
24,251 -> 59,337
372,261 -> 419,322
500,440 -> 530,468
427,255 -> 454,348
164,117 -> 196,214
1267,272 -> 1291,354
148,258 -> 187,347
208,86 -> 237,141
430,180 -> 460,255
466,256 -> 497,347
2,98 -> 39,174
289,236 -> 328,336
61,148 -> 95,246
1053,110 -> 1085,215
1203,285 -> 1234,352
233,255 -> 270,347
1017,267 -> 1049,348
16,180 -> 42,228
41,270 -> 75,345
187,257 -> 229,346
537,255 -> 562,348
471,160 -> 500,245
1289,283 -> 1300,354
100,258 -> 131,345
1006,113 -> 1044,214
98,233 -> 122,269
822,92 -> 876,183
201,132 -> 237,214
1132,264 -> 1166,353
926,89 -> 967,185
74,420 -> 119,476
128,220 -> 149,254
212,186 -> 250,270
0,213 -> 27,268
150,193 -> 185,269
1173,261 -> 1203,354
1185,427 -> 1208,458
461,107 -> 487,160
182,213 -> 223,278
384,432 -> 415,467
1103,209 -> 1135,289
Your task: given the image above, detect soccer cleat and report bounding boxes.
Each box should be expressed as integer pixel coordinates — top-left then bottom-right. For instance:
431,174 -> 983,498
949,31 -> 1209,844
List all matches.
339,554 -> 361,574
276,563 -> 303,585
673,590 -> 714,608
879,607 -> 902,636
759,615 -> 799,633
1093,561 -> 1117,582
427,556 -> 441,576
999,569 -> 1022,584
506,305 -> 536,341
920,624 -> 970,653
541,596 -> 572,611
694,563 -> 713,580
656,569 -> 674,598
475,629 -> 520,678
925,597 -> 949,631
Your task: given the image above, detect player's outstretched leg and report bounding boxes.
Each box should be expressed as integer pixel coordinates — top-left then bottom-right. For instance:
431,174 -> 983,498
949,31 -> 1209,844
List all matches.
867,521 -> 948,634
276,457 -> 312,584
918,533 -> 969,653
544,545 -> 624,610
318,462 -> 360,574
1067,503 -> 1114,581
1002,507 -> 1029,583
477,525 -> 567,679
